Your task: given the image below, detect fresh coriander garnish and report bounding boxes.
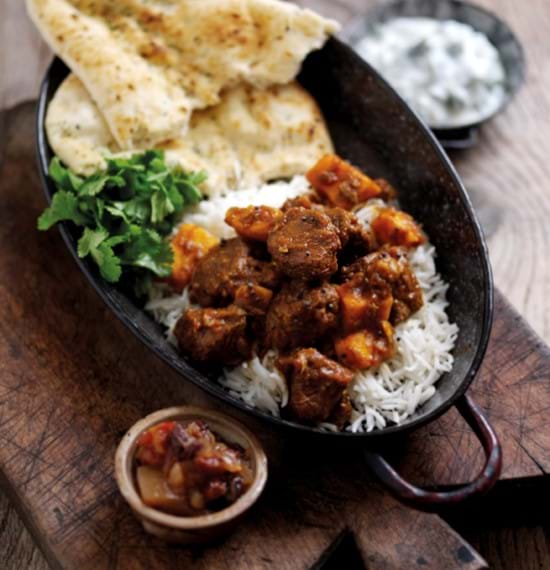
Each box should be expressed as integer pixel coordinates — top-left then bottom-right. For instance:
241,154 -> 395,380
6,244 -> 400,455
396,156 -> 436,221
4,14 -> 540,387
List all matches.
38,151 -> 204,295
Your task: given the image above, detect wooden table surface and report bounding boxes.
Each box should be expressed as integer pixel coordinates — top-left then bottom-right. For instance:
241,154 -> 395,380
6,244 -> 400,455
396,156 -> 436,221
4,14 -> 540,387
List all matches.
1,0 -> 549,568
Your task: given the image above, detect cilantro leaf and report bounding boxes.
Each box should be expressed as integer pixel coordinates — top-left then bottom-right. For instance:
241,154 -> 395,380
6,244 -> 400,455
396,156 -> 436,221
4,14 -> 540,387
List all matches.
48,157 -> 84,192
37,190 -> 88,230
121,228 -> 174,277
105,234 -> 130,247
39,152 -> 205,295
77,228 -> 122,282
104,203 -> 130,223
107,157 -> 145,173
77,227 -> 109,257
110,197 -> 150,224
94,243 -> 122,283
151,189 -> 175,223
79,174 -> 110,197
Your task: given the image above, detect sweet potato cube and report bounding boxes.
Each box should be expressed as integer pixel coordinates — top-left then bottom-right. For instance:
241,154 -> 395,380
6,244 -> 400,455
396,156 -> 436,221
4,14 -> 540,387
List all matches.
371,208 -> 426,248
225,205 -> 283,241
168,224 -> 219,292
337,281 -> 393,333
338,283 -> 371,332
335,322 -> 395,369
306,154 -> 382,210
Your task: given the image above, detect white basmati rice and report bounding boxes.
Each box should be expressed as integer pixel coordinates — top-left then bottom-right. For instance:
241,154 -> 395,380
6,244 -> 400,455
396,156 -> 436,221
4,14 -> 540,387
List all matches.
345,239 -> 458,432
146,180 -> 458,432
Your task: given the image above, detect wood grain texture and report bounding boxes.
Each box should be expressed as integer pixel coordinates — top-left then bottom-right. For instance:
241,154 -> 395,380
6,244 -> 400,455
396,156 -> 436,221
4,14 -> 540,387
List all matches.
449,0 -> 550,343
459,526 -> 550,570
0,102 -> 487,570
0,491 -> 49,570
397,292 -> 550,485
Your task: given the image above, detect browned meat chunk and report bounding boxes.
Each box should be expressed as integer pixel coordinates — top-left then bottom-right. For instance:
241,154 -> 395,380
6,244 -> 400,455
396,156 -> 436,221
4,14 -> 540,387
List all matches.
225,205 -> 283,242
325,207 -> 360,247
267,207 -> 341,280
326,207 -> 374,253
329,391 -> 353,429
265,281 -> 340,351
278,348 -> 353,423
255,259 -> 280,290
342,246 -> 423,325
391,277 -> 423,324
391,300 -> 413,325
174,306 -> 250,366
189,238 -> 279,307
234,283 -> 273,316
281,193 -> 321,211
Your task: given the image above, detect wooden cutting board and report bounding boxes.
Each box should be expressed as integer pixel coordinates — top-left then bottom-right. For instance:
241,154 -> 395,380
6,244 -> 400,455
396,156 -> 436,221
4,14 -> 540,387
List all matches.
0,102 -> 549,570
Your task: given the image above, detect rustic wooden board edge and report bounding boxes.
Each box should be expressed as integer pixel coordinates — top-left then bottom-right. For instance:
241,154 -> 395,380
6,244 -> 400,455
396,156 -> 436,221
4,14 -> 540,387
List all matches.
4,0 -> 550,568
0,469 -> 62,570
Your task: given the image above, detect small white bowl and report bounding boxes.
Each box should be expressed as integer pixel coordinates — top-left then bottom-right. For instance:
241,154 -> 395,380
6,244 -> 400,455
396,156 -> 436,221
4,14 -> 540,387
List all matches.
115,406 -> 268,544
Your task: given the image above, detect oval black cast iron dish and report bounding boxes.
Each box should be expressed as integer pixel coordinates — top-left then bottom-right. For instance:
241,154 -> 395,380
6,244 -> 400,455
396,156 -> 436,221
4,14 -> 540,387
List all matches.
36,39 -> 499,512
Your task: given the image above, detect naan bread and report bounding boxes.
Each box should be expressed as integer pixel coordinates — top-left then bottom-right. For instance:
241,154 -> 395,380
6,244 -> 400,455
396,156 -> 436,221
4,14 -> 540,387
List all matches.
178,83 -> 334,191
46,74 -> 334,195
29,0 -> 339,148
45,74 -> 119,175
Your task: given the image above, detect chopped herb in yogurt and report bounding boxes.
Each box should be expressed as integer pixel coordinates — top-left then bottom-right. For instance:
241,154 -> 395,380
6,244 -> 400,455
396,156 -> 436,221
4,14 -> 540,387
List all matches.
355,18 -> 507,127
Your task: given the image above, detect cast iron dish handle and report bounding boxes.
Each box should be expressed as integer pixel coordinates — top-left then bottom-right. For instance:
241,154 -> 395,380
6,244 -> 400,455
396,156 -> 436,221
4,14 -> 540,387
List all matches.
364,394 -> 502,512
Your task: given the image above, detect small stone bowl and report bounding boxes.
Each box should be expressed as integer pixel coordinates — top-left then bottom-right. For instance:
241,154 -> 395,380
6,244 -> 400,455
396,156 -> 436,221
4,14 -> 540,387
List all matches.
115,406 -> 268,544
341,0 -> 526,149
